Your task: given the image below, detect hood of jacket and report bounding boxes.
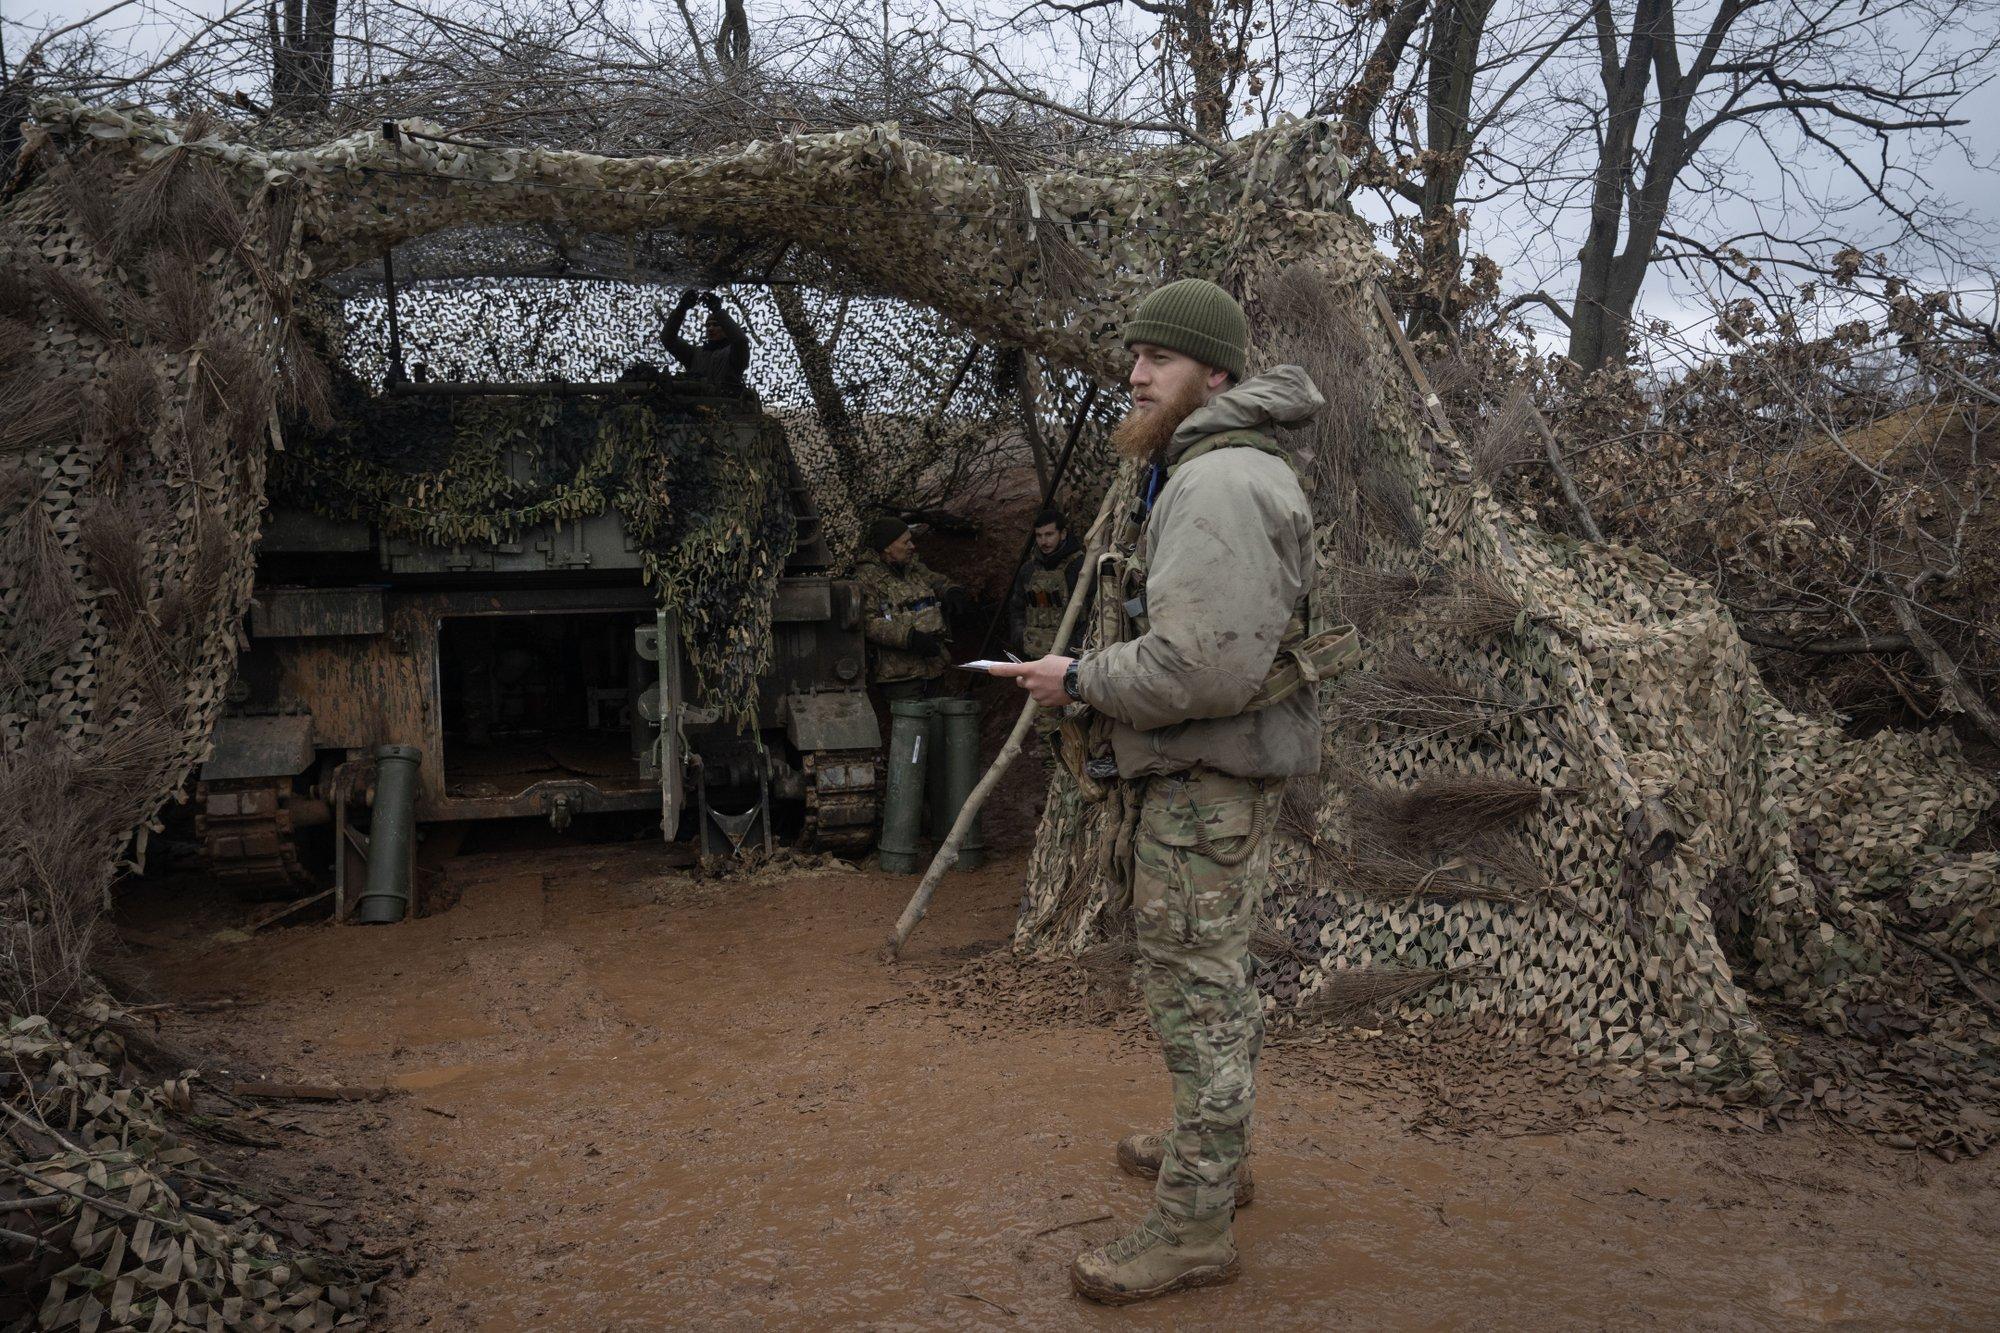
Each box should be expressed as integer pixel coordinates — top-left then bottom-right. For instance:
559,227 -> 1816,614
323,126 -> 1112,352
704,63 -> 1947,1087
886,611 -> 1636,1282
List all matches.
1165,364 -> 1325,466
1034,532 -> 1082,570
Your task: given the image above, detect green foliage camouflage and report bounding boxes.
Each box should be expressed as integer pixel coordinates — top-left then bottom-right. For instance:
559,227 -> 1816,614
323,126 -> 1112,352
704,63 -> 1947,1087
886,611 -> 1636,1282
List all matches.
271,384 -> 795,728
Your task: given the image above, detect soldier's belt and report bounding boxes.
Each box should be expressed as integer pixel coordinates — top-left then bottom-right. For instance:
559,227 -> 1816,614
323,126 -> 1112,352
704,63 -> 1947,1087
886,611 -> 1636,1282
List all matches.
1242,623 -> 1361,711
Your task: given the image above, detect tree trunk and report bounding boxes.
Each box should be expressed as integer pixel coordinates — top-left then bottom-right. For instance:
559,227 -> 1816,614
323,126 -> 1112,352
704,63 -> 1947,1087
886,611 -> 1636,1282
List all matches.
1565,0 -> 1663,373
1408,0 -> 1491,344
1181,0 -> 1229,138
772,286 -> 865,500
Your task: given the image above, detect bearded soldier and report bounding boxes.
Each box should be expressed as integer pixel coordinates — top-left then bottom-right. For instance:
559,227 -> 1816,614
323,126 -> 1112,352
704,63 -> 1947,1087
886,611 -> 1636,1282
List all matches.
993,278 -> 1323,1304
855,516 -> 966,702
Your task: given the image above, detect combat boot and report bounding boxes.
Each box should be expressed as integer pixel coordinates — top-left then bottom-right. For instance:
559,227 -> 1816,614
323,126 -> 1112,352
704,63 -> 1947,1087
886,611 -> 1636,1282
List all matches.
1070,1210 -> 1239,1305
1115,1132 -> 1256,1207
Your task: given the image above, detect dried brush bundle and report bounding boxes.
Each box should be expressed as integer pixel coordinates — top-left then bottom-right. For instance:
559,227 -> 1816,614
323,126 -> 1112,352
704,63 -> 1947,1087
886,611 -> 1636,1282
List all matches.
1295,964 -> 1478,1026
108,108 -> 215,256
79,496 -> 151,634
278,320 -> 335,429
1255,263 -> 1378,538
0,314 -> 32,370
1332,842 -> 1531,905
1336,647 -> 1532,741
4,499 -> 83,686
140,248 -> 209,352
1277,769 -> 1325,844
262,182 -> 302,269
1032,220 -> 1091,305
95,350 -> 163,447
0,364 -> 79,456
0,264 -> 36,318
199,324 -> 278,447
1469,386 -> 1541,485
1348,772 -> 1554,848
166,160 -> 247,255
55,158 -> 120,249
1360,461 -> 1424,547
1251,916 -> 1312,967
34,263 -> 127,345
1330,558 -> 1424,635
1077,932 -> 1137,981
1419,566 -> 1534,640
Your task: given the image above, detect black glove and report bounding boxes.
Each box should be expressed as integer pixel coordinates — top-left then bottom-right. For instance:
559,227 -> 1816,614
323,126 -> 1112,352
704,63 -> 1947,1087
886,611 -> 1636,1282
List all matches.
701,292 -> 724,311
674,289 -> 698,310
942,587 -> 971,619
905,629 -> 945,657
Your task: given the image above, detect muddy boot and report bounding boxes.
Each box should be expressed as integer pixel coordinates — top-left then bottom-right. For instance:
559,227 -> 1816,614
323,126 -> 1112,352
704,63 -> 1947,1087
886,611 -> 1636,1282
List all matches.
1114,1133 -> 1256,1207
1070,1211 -> 1239,1305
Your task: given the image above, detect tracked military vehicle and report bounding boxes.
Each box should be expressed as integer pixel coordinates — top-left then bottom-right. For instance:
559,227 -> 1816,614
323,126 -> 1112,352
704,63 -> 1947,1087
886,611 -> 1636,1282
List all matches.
195,375 -> 883,896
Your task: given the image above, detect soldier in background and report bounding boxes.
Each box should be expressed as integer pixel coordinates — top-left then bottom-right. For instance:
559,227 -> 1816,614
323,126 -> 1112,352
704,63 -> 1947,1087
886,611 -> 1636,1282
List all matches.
663,289 -> 752,395
855,516 -> 967,702
1004,507 -> 1087,765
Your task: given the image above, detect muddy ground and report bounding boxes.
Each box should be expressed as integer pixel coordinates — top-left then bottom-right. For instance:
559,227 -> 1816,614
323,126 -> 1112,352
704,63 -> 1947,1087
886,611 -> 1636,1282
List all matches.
118,827 -> 1999,1330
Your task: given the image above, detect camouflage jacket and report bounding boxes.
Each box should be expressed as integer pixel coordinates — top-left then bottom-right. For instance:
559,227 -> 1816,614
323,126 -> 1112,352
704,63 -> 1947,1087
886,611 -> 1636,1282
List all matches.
1006,534 -> 1085,658
855,549 -> 958,684
1074,366 -> 1322,780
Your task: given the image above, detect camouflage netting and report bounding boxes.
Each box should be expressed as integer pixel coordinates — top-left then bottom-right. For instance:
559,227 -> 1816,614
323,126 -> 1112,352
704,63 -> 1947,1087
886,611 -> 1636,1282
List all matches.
2,1008 -> 373,1330
289,216 -> 1127,584
1018,246 -> 2000,1153
0,98 -> 1349,1316
270,381 -> 797,728
0,97 -> 1994,1329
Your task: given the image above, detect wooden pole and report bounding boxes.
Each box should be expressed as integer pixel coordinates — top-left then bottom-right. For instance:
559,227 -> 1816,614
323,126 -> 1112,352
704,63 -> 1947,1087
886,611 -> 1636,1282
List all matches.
883,473 -> 1125,961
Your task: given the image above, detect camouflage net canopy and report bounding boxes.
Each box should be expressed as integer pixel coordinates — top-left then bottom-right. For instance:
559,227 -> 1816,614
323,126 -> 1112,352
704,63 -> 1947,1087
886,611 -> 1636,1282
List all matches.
1019,241 -> 2000,1153
0,77 -> 1991,1262
0,101 -> 1345,1320
318,241 -> 1121,568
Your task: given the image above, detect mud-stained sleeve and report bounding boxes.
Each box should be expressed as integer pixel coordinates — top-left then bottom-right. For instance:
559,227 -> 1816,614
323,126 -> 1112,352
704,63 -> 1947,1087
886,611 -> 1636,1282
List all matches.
1075,457 -> 1298,730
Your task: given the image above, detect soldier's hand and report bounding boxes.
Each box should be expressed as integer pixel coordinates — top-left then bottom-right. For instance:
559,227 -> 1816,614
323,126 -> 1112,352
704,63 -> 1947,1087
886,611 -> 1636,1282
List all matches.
675,289 -> 698,310
991,655 -> 1071,708
905,629 -> 945,656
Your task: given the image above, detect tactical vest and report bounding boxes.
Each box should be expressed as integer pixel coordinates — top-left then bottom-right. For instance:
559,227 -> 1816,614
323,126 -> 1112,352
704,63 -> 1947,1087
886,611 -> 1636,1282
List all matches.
1066,430 -> 1358,801
1022,560 -> 1073,658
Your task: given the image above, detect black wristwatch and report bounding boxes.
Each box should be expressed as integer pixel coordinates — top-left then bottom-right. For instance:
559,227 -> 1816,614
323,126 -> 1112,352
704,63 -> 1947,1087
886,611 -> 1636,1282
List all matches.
1062,658 -> 1083,702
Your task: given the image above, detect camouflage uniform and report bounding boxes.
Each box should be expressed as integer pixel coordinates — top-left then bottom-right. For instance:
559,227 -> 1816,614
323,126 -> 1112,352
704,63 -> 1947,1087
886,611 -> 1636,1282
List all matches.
1006,534 -> 1086,754
854,547 -> 958,694
1073,366 -> 1322,1231
1130,768 -> 1278,1219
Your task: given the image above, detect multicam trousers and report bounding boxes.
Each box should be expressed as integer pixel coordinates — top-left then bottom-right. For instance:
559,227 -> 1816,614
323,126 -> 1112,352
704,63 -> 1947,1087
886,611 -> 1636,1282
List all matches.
1131,766 -> 1280,1225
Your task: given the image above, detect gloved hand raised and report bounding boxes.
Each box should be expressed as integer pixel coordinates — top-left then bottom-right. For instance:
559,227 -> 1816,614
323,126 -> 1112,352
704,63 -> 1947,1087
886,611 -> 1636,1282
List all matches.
905,628 -> 945,657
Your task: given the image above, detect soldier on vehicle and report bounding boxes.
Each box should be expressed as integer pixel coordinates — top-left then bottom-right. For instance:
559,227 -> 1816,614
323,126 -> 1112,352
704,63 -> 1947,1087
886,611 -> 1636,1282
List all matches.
1004,507 -> 1087,766
992,279 -> 1324,1304
855,516 -> 967,702
663,289 -> 752,395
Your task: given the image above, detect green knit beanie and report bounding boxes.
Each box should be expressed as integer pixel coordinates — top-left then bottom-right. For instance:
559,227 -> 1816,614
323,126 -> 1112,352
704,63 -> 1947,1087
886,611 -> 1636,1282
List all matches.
1122,278 -> 1247,379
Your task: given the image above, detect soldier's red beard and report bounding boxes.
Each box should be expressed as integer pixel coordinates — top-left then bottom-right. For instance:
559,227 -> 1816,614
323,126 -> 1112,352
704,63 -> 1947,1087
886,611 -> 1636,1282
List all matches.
1110,378 -> 1208,462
